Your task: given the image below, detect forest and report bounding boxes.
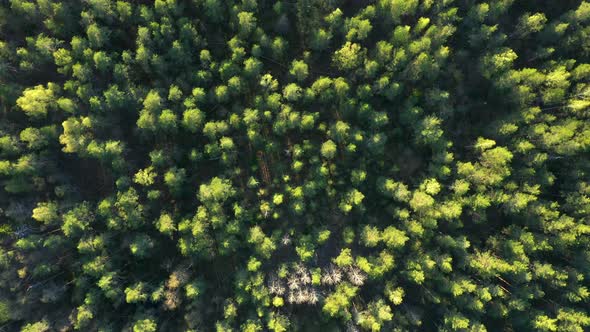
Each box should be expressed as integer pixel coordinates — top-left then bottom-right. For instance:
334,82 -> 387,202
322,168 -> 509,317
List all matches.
0,0 -> 589,331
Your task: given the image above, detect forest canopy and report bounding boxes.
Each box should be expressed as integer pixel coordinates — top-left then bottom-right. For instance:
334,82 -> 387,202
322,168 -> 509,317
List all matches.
1,0 -> 590,331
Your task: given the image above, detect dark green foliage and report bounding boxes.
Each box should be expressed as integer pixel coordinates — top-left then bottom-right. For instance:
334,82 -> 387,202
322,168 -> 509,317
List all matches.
1,0 -> 590,331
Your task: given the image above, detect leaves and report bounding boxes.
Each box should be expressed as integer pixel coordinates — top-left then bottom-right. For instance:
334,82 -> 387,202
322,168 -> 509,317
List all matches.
16,84 -> 57,118
2,1 -> 590,331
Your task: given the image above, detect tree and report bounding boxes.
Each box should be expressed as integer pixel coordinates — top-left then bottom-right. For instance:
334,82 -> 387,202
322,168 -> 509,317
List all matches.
334,248 -> 354,267
248,226 -> 276,259
93,51 -> 111,72
20,126 -> 56,149
282,83 -> 302,101
164,167 -> 186,195
289,60 -> 308,82
458,143 -> 513,186
241,319 -> 263,331
384,283 -> 404,305
361,225 -> 380,247
125,282 -> 148,303
356,300 -> 393,331
321,140 -> 337,159
134,166 -> 157,186
515,12 -> 547,37
16,84 -> 58,118
237,11 -> 256,36
332,42 -> 364,71
182,108 -> 206,133
339,189 -> 365,214
62,203 -> 93,237
138,90 -> 164,132
271,37 -> 287,59
409,191 -> 434,213
141,90 -> 159,111
323,282 -> 358,320
156,212 -> 176,236
345,16 -> 372,41
203,121 -> 229,139
185,279 -> 203,299
267,313 -> 289,332
384,0 -> 419,23
32,201 -> 58,224
158,109 -> 178,132
310,29 -> 331,51
481,48 -> 517,79
21,320 -> 50,332
534,315 -> 558,332
199,177 -> 236,204
133,319 -> 157,332
381,226 -> 408,249
330,121 -> 350,143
